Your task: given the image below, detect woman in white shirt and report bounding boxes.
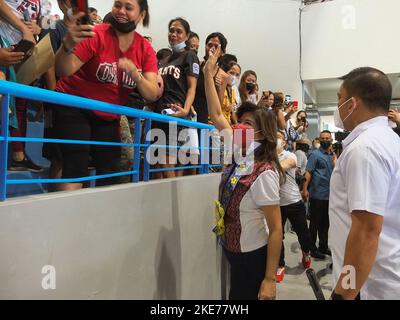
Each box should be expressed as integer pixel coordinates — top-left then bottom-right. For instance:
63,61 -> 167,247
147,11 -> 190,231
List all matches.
204,46 -> 283,300
275,132 -> 313,283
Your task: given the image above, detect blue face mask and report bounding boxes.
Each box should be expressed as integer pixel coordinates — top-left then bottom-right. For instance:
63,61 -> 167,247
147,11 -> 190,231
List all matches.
170,41 -> 186,52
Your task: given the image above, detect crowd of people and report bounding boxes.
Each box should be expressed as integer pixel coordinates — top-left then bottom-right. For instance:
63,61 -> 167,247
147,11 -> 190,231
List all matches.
0,0 -> 399,301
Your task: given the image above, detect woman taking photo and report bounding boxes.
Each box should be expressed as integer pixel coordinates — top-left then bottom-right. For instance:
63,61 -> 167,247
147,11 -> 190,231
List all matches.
54,0 -> 159,191
275,131 -> 313,283
239,70 -> 258,105
205,46 -> 283,300
294,110 -> 309,139
152,17 -> 200,178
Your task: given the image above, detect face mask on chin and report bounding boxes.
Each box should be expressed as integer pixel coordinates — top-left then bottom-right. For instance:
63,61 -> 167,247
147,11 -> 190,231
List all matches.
169,41 -> 187,52
109,15 -> 137,33
334,97 -> 354,130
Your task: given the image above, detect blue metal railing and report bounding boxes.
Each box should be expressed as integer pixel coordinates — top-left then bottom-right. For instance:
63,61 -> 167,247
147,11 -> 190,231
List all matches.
0,80 -> 221,201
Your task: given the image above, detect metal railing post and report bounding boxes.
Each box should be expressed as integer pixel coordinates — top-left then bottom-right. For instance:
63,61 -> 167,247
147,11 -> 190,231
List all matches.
0,94 -> 10,201
132,117 -> 141,183
199,128 -> 210,175
143,119 -> 151,182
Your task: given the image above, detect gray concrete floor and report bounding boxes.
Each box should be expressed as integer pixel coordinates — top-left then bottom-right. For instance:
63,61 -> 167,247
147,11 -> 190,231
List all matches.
277,230 -> 333,300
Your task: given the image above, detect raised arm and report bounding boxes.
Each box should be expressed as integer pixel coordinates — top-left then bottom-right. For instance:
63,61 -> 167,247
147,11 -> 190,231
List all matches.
204,45 -> 232,133
55,12 -> 94,78
216,70 -> 228,106
275,108 -> 286,130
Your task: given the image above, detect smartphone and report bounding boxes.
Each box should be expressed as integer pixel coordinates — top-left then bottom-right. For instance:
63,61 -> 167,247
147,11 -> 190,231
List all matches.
71,0 -> 92,25
292,100 -> 299,110
285,95 -> 292,105
23,10 -> 31,22
13,39 -> 34,55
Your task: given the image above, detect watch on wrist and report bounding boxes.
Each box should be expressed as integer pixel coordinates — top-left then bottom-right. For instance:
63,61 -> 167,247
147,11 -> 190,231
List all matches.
63,41 -> 74,55
330,291 -> 344,300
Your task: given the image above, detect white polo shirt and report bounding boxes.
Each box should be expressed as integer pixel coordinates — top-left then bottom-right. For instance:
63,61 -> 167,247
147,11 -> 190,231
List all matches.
329,116 -> 400,300
279,150 -> 302,206
230,144 -> 281,253
295,149 -> 308,176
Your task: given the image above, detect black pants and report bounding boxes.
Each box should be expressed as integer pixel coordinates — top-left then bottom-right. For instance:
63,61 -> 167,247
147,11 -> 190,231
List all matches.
53,105 -> 121,186
223,245 -> 267,300
279,201 -> 312,267
309,198 -> 330,252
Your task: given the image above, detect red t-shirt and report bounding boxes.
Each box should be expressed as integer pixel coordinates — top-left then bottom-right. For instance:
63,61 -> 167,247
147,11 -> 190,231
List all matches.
56,24 -> 158,121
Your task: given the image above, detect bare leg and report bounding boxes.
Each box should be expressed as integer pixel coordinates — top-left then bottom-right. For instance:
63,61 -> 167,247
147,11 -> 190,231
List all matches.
161,154 -> 177,179
57,182 -> 83,191
49,159 -> 63,192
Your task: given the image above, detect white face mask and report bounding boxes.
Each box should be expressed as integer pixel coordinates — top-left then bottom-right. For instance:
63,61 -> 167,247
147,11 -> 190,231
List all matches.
169,41 -> 186,52
229,75 -> 237,87
334,97 -> 354,130
314,143 -> 321,149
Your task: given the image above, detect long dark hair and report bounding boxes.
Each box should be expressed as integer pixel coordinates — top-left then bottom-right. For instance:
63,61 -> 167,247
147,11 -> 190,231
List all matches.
239,70 -> 257,103
236,102 -> 286,184
136,0 -> 150,26
168,17 -> 191,35
273,92 -> 284,109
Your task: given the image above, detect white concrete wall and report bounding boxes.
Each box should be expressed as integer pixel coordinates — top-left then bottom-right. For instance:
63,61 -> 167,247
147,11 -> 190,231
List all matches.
0,174 -> 226,300
301,0 -> 400,80
87,0 -> 303,104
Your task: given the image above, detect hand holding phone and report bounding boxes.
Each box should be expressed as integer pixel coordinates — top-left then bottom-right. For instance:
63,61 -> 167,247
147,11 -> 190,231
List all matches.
71,0 -> 92,25
13,39 -> 34,55
63,2 -> 95,52
389,108 -> 400,126
0,47 -> 25,66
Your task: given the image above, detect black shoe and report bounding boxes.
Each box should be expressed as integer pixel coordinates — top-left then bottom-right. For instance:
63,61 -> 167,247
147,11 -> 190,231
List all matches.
311,250 -> 326,260
319,248 -> 332,256
10,157 -> 43,172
